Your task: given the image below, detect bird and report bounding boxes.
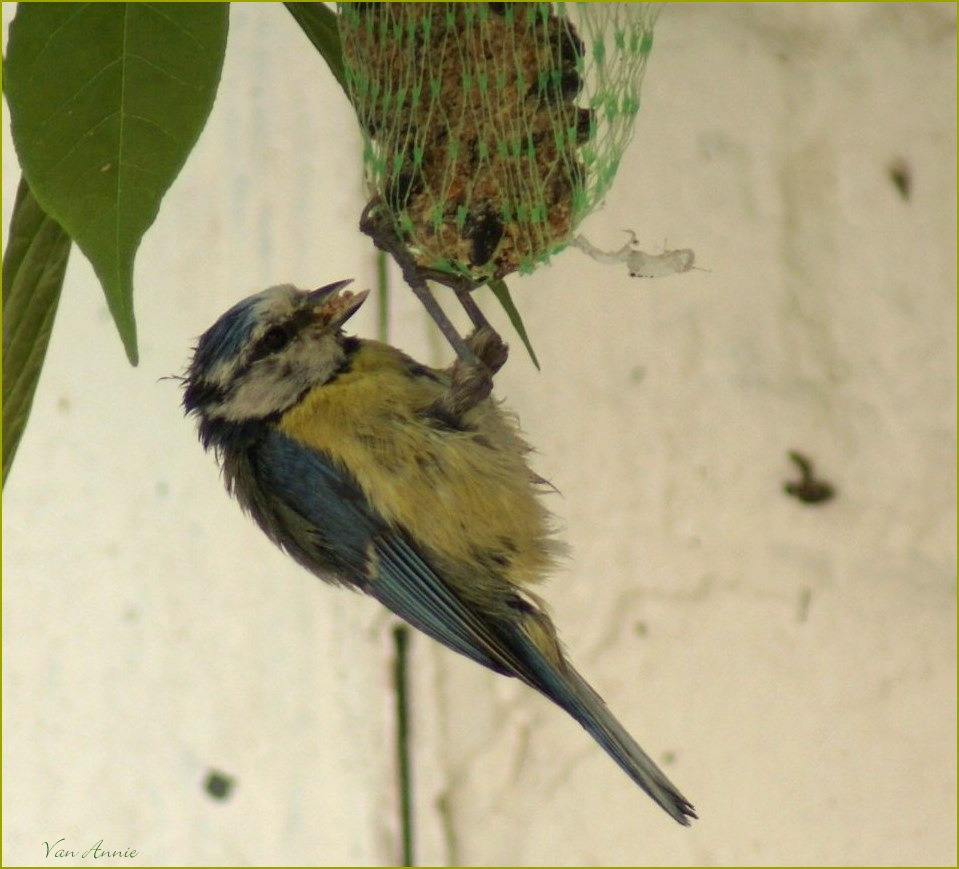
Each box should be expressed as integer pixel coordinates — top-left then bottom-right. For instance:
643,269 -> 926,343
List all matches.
182,279 -> 696,825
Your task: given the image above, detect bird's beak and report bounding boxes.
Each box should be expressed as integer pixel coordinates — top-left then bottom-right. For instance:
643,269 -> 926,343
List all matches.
307,279 -> 370,330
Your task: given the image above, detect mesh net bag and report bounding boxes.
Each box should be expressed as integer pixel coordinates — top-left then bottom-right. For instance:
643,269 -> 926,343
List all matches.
338,2 -> 661,283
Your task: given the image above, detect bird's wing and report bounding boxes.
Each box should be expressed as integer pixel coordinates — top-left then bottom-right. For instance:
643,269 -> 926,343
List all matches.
253,431 -> 697,826
256,431 -> 518,675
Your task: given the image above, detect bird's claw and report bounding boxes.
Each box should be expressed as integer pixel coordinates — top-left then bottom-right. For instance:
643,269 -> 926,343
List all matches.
446,328 -> 509,414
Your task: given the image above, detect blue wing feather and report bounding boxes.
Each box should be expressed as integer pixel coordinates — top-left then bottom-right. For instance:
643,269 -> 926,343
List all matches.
242,431 -> 696,825
254,431 -> 511,673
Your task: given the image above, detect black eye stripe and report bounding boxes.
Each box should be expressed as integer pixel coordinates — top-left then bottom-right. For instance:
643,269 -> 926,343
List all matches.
250,324 -> 293,361
249,308 -> 319,363
263,326 -> 291,351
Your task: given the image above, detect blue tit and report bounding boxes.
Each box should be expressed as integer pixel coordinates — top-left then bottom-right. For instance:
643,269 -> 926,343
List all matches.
182,280 -> 696,826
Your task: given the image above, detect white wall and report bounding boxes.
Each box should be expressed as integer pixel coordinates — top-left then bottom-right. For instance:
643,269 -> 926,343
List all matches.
3,3 -> 955,865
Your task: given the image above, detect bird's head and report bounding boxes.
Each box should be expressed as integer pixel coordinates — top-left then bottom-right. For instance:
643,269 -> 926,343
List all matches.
183,280 -> 368,443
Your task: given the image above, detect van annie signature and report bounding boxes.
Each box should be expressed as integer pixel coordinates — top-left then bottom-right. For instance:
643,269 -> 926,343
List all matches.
43,838 -> 137,859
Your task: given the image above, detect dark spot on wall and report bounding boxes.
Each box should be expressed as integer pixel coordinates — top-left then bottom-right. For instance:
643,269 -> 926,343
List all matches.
783,450 -> 835,505
204,770 -> 235,800
888,156 -> 911,201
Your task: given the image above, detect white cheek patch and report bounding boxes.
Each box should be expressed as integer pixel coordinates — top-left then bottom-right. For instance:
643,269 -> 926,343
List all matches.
573,231 -> 705,278
217,330 -> 345,421
218,362 -> 301,421
206,357 -> 241,395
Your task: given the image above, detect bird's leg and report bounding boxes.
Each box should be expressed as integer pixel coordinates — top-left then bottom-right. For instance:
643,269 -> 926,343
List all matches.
464,325 -> 508,375
453,280 -> 494,333
407,281 -> 476,363
442,326 -> 509,416
360,201 -> 478,364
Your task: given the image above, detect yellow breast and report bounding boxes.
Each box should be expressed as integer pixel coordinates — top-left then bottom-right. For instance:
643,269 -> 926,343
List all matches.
277,341 -> 556,590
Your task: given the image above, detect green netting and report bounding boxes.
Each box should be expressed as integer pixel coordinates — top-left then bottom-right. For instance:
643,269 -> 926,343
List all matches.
338,2 -> 660,282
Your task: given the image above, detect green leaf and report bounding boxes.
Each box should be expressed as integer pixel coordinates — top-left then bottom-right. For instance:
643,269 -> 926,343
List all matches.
4,3 -> 230,365
284,3 -> 350,98
488,278 -> 540,370
2,177 -> 72,488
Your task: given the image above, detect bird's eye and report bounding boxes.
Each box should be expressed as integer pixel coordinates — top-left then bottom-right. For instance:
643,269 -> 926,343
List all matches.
255,325 -> 293,358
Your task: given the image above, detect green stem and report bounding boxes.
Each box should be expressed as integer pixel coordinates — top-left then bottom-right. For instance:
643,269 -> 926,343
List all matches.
393,625 -> 415,866
376,249 -> 390,343
377,249 -> 414,865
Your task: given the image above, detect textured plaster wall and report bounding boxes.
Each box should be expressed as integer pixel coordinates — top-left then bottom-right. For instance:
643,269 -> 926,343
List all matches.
2,3 -> 956,866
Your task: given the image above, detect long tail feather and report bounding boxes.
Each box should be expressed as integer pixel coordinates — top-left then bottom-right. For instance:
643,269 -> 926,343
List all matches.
559,661 -> 697,825
508,625 -> 697,825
